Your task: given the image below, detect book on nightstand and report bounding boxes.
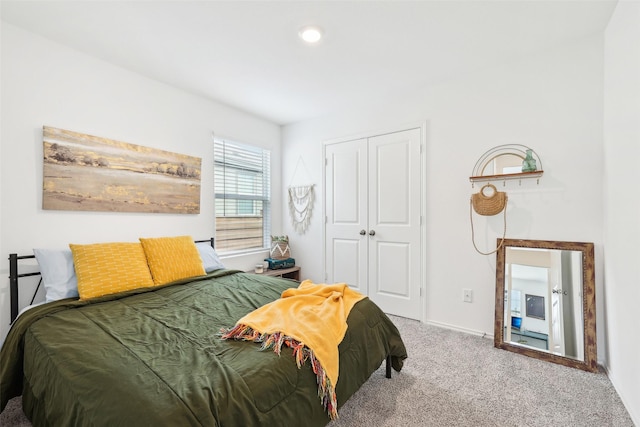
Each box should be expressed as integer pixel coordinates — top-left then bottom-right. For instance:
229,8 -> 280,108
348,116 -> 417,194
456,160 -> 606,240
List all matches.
264,257 -> 295,270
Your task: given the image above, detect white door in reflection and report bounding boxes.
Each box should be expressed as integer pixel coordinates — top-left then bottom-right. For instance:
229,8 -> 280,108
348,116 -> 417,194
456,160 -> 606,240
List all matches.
549,250 -> 564,355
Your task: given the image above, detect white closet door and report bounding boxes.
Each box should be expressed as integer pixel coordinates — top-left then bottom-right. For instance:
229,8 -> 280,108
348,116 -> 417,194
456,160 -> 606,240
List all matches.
325,138 -> 368,295
367,128 -> 422,319
324,128 -> 422,320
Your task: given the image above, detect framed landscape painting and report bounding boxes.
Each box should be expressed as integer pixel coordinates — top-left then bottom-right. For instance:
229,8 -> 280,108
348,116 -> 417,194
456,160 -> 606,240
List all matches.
42,126 -> 201,214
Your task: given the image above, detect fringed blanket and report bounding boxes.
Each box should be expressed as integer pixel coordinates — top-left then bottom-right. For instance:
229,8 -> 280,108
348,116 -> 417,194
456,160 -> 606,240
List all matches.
221,279 -> 366,420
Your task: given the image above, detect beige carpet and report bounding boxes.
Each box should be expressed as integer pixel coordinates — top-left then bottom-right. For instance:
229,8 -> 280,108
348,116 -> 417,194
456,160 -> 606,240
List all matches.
331,316 -> 634,426
1,316 -> 634,426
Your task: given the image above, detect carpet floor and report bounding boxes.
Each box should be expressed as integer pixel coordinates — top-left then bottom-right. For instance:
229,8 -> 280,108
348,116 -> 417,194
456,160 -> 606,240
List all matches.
1,315 -> 634,426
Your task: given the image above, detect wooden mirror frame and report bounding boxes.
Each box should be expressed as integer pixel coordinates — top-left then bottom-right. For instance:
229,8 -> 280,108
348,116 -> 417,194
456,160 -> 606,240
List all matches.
494,239 -> 597,372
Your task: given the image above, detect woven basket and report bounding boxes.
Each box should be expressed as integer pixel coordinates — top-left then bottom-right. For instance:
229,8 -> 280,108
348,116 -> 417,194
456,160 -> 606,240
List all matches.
471,184 -> 507,216
270,236 -> 291,260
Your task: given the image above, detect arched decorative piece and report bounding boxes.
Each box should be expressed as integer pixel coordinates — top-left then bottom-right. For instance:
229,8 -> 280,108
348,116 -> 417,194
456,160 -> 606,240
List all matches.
470,144 -> 543,186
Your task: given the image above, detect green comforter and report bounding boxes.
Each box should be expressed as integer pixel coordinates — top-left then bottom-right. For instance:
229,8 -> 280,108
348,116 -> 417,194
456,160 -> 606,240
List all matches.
1,270 -> 407,426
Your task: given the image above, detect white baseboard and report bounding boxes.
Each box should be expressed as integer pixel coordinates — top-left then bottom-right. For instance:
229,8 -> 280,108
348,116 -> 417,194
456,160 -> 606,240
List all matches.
601,363 -> 639,426
425,319 -> 494,340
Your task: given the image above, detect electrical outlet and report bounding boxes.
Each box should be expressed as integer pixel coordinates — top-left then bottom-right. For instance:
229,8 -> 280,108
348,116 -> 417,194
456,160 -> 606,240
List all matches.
463,289 -> 473,303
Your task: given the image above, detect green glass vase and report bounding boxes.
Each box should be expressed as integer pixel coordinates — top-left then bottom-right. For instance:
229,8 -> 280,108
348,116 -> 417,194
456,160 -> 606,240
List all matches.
522,149 -> 537,172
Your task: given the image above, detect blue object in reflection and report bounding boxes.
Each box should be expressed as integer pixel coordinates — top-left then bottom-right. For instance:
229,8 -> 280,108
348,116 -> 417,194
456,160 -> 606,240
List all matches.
511,316 -> 522,329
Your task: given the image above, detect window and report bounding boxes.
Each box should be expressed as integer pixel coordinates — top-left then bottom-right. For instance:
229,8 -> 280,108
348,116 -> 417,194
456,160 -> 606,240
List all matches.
214,138 -> 271,253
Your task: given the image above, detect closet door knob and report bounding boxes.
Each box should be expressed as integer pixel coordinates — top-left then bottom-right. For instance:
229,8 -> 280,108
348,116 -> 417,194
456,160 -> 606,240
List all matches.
369,230 -> 376,236
359,229 -> 366,236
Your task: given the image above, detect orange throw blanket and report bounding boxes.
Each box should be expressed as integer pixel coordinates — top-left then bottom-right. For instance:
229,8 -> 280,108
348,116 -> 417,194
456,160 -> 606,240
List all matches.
221,279 -> 366,420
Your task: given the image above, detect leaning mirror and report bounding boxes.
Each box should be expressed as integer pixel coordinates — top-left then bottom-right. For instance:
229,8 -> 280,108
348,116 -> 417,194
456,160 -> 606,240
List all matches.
494,239 -> 597,372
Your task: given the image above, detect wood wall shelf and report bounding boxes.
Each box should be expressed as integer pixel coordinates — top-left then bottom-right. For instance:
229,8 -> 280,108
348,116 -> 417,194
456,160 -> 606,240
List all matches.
469,170 -> 544,185
470,144 -> 543,186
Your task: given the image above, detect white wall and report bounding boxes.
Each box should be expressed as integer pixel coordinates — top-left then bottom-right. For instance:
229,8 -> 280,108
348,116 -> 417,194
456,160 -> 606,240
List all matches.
0,24 -> 282,341
0,8 -> 635,424
603,2 -> 640,424
282,35 -> 605,347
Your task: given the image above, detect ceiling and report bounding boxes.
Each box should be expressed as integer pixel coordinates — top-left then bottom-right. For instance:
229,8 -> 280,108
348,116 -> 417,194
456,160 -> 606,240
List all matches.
1,1 -> 617,125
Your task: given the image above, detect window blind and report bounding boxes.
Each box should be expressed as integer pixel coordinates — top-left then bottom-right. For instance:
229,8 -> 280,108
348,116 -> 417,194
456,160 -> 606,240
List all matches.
214,138 -> 271,252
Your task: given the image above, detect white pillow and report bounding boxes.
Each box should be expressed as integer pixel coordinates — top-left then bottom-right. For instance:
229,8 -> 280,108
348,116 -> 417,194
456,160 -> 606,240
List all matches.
33,248 -> 79,302
196,242 -> 225,273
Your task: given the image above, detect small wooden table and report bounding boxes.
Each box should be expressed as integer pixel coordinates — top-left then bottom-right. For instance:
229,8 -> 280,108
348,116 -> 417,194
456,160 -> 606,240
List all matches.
252,266 -> 300,281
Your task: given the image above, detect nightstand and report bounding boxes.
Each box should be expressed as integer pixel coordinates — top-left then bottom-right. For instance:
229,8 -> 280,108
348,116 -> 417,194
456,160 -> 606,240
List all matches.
253,266 -> 300,281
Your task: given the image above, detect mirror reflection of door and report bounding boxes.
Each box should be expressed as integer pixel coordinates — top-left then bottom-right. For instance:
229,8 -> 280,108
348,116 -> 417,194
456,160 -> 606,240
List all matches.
505,247 -> 584,361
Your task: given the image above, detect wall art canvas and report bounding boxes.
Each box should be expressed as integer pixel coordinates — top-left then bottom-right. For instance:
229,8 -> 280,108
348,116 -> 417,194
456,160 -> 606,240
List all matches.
43,126 -> 201,214
525,294 -> 545,320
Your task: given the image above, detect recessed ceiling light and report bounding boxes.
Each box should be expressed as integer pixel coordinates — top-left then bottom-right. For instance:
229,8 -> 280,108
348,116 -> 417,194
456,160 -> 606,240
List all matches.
299,26 -> 323,44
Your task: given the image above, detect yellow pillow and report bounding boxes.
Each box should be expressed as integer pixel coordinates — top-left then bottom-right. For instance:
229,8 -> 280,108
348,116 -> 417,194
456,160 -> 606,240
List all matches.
69,242 -> 155,300
139,235 -> 206,286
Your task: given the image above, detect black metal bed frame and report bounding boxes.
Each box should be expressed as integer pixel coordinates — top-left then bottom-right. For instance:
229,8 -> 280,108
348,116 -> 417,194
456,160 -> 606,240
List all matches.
8,236 -> 393,379
9,253 -> 40,324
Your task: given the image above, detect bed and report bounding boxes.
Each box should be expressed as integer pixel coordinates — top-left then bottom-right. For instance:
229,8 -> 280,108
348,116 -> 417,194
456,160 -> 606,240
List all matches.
0,237 -> 407,426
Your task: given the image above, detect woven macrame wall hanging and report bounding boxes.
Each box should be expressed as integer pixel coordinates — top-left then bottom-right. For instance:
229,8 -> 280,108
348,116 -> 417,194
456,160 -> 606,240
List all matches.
288,156 -> 314,234
288,185 -> 314,234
